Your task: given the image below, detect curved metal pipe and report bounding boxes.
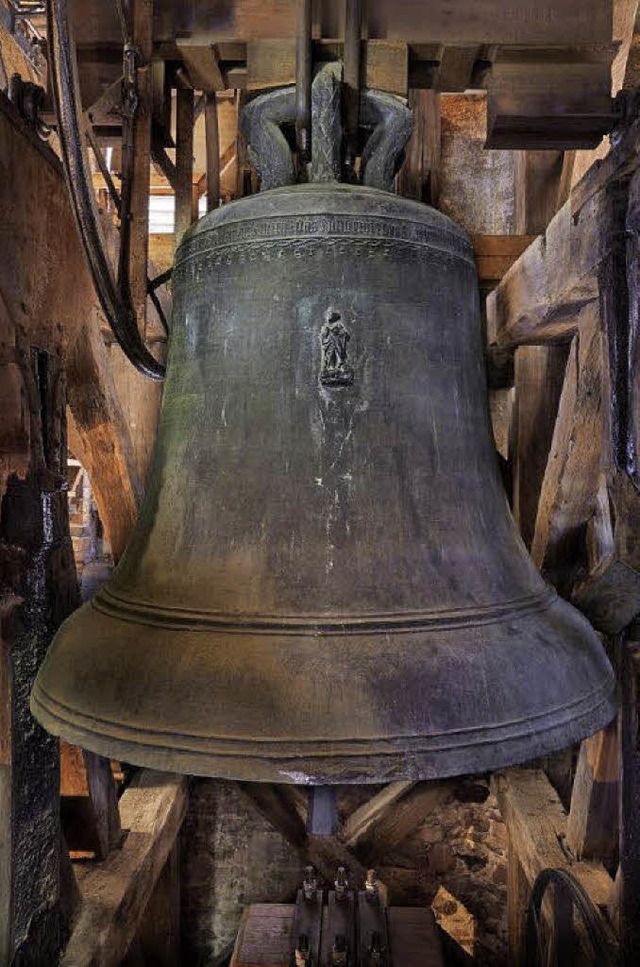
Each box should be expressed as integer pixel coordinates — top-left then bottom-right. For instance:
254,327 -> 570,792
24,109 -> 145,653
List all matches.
46,0 -> 164,379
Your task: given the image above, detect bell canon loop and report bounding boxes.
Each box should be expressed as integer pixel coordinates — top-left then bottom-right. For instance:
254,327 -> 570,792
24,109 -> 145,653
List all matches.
31,181 -> 617,783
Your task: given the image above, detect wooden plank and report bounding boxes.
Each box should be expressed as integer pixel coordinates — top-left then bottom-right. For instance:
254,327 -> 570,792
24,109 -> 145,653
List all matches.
134,841 -> 181,966
60,742 -> 122,860
435,45 -> 479,92
236,783 -> 307,849
486,59 -> 613,150
177,41 -> 226,91
511,344 -> 570,549
471,233 -> 536,283
397,90 -> 440,205
230,904 -> 295,967
493,768 -> 614,961
567,724 -> 619,864
387,907 -> 444,967
175,83 -> 196,243
493,769 -> 613,905
353,782 -> 452,858
531,312 -> 604,585
485,189 -> 611,349
62,770 -> 188,967
340,781 -> 416,848
515,150 -> 570,235
363,41 -> 408,96
75,0 -> 614,46
507,833 -> 529,965
246,39 -> 296,91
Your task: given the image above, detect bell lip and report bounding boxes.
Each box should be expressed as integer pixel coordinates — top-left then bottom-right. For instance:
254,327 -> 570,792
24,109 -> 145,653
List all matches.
31,674 -> 618,785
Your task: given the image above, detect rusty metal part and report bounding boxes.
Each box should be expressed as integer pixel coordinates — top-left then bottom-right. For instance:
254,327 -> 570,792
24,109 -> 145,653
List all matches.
45,0 -> 164,379
343,0 -> 362,173
32,182 -> 616,782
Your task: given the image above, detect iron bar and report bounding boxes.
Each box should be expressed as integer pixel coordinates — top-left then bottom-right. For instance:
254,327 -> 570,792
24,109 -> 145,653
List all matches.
344,0 -> 362,174
295,0 -> 312,161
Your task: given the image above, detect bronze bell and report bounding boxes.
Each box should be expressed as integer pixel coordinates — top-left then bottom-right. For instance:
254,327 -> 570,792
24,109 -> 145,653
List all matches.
31,81 -> 616,784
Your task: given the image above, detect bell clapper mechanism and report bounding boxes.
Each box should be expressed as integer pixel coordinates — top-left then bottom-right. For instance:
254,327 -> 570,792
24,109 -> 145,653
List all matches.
36,0 -> 618,961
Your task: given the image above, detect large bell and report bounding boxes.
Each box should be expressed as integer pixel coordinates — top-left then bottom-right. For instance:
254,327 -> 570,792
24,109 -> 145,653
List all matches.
31,180 -> 616,783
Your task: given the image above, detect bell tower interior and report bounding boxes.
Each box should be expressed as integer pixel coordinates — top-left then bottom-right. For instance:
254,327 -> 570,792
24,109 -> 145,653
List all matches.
0,1 -> 638,964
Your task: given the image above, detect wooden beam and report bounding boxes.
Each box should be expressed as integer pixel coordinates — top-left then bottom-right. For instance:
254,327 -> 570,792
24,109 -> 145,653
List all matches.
74,0 -> 614,47
62,770 -> 188,967
486,189 -> 611,349
486,57 -> 613,150
397,90 -> 440,205
60,742 -> 121,860
493,768 -> 615,961
471,234 -> 536,284
515,150 -> 571,235
531,311 -> 604,588
567,724 -> 619,865
236,783 -> 307,850
177,41 -> 226,92
175,84 -> 196,243
339,781 -> 416,849
511,344 -> 571,549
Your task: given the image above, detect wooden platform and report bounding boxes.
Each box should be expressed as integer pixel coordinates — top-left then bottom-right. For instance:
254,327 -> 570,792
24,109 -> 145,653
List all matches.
230,901 -> 444,967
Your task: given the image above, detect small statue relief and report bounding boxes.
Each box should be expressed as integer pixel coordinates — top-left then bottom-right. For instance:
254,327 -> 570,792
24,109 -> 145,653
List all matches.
320,309 -> 354,386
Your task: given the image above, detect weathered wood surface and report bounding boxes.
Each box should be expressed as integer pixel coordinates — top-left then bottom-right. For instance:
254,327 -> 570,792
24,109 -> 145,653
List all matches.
511,344 -> 570,549
339,780 -> 416,848
493,769 -> 615,962
175,83 -> 196,245
486,58 -> 613,150
472,234 -> 537,285
514,150 -> 575,236
397,90 -> 440,205
388,906 -> 445,967
486,190 -> 610,348
62,770 -> 188,967
129,841 -> 181,966
0,94 -> 92,967
230,904 -> 294,967
567,724 -> 619,865
74,0 -> 614,46
60,741 -> 121,860
530,311 -> 604,588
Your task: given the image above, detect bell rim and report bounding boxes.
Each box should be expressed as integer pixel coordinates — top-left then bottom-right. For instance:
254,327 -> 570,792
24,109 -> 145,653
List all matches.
31,673 -> 617,785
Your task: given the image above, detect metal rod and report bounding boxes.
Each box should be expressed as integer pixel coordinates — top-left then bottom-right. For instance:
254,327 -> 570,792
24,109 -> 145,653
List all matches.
204,92 -> 220,212
344,0 -> 362,171
86,126 -> 121,215
295,0 -> 312,161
